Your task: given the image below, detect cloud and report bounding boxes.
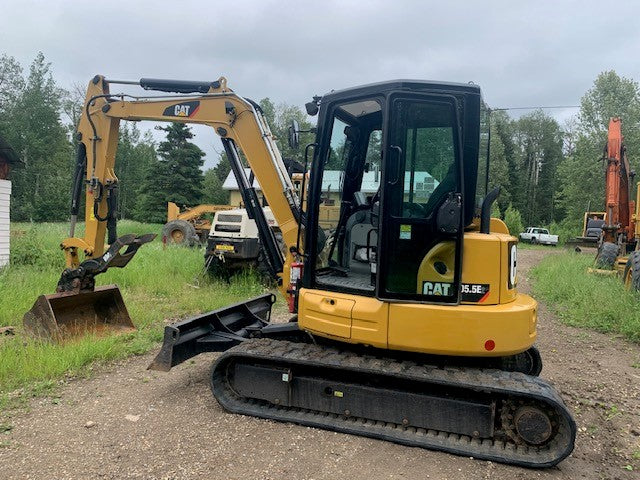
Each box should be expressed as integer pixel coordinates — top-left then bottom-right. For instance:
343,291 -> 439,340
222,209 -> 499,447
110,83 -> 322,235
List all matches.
3,0 -> 640,167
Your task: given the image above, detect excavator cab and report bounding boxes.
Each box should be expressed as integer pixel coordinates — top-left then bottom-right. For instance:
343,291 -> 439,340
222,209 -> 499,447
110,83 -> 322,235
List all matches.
302,85 -> 473,305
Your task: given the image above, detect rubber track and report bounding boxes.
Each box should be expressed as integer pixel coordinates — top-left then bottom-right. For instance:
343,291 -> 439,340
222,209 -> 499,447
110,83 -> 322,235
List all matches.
211,339 -> 576,468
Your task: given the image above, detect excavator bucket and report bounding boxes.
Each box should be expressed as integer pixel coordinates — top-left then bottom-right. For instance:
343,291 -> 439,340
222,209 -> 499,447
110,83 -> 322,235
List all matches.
23,285 -> 135,341
23,234 -> 156,342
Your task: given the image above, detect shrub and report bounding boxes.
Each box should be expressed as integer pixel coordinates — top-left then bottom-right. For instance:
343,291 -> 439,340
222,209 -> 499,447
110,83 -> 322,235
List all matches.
9,228 -> 54,268
503,204 -> 524,236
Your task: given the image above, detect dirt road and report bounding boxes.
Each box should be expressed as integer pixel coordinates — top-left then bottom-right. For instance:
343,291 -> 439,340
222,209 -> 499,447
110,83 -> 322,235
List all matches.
2,249 -> 639,479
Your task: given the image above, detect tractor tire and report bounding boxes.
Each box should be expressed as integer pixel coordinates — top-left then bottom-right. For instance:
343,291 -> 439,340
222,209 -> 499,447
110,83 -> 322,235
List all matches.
595,241 -> 619,270
162,220 -> 199,246
623,251 -> 640,292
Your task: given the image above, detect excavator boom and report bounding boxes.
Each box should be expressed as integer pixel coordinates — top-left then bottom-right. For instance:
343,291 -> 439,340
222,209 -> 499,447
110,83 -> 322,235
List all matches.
25,75 -> 302,340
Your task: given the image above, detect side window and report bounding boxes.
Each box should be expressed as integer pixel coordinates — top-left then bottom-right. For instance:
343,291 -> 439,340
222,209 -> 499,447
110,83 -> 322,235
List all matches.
314,99 -> 383,277
325,117 -> 350,188
403,126 -> 454,210
366,130 -> 382,167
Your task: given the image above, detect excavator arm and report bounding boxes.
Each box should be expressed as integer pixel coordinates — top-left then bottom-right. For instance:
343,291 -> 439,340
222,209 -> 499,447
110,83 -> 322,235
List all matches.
603,117 -> 635,244
66,75 -> 304,289
25,75 -> 304,340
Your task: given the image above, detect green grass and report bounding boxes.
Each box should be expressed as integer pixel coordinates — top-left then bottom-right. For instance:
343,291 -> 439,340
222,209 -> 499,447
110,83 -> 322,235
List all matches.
517,242 -> 557,251
0,222 -> 264,410
531,252 -> 640,342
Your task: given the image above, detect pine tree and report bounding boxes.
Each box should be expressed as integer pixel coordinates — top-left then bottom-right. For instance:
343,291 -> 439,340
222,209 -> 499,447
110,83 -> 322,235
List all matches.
487,122 -> 511,212
115,124 -> 156,219
134,123 -> 204,223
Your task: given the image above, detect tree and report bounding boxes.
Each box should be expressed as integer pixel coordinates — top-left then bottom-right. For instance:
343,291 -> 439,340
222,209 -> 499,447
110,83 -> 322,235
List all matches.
115,124 -> 156,219
504,204 -> 524,236
202,167 -> 229,204
134,123 -> 205,223
6,53 -> 71,221
258,97 -> 314,163
513,111 -> 563,226
557,71 -> 640,223
486,120 -> 511,212
0,54 -> 25,114
491,111 -> 522,211
212,151 -> 231,183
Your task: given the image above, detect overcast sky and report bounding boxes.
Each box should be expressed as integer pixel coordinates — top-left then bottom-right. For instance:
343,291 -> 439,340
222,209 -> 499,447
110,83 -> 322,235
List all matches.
3,0 -> 640,168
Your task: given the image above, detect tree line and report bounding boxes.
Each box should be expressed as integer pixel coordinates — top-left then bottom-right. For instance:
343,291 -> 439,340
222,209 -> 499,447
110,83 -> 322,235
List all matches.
1,51 -> 639,236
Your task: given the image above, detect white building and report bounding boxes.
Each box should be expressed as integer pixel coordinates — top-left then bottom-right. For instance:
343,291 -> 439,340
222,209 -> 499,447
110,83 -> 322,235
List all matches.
0,179 -> 10,267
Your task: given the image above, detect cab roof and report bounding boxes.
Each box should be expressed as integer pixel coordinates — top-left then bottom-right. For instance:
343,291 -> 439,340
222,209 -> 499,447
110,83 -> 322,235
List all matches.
321,79 -> 481,104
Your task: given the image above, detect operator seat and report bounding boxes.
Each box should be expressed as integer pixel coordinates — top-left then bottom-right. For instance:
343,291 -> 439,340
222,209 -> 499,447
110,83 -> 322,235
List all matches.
342,210 -> 377,274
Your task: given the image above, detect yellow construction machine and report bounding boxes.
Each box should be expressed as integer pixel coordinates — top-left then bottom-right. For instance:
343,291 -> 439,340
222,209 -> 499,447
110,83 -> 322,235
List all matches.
27,75 -> 575,467
164,201 -> 233,245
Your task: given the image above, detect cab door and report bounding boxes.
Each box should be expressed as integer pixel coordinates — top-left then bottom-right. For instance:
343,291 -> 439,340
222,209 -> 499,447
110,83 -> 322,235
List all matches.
378,95 -> 464,303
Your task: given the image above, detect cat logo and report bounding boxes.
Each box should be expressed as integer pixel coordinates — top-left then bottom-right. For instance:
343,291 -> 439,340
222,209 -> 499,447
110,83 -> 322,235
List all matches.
162,101 -> 200,118
422,281 -> 454,296
174,105 -> 191,116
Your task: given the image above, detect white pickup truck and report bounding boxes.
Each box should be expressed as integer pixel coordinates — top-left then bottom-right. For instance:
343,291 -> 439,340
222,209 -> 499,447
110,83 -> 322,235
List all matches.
519,227 -> 558,246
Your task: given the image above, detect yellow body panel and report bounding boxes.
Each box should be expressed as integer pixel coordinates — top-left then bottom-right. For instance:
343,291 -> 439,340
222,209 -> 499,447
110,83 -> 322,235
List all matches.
490,218 -> 509,235
298,291 -> 355,339
387,294 -> 536,356
299,287 -> 536,356
299,289 -> 388,348
416,231 -> 516,306
460,233 -> 503,304
299,228 -> 534,357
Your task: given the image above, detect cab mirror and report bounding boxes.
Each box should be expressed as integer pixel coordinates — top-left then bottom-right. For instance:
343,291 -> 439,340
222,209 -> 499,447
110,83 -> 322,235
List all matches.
288,119 -> 300,149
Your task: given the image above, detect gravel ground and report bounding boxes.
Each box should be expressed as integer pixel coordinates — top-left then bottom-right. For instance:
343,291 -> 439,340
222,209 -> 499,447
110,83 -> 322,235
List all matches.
1,249 -> 639,479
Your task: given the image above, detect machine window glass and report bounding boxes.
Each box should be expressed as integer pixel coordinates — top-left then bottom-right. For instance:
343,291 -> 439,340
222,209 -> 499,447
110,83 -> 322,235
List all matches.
314,98 -> 383,293
383,99 -> 461,298
326,118 -> 351,173
403,126 -> 455,210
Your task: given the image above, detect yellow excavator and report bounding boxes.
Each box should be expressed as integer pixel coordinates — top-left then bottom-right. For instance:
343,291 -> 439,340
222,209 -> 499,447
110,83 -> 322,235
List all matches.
164,202 -> 234,245
26,75 -> 575,467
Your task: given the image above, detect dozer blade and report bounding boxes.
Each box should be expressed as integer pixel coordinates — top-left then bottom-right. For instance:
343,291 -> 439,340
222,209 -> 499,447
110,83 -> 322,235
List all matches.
23,285 -> 135,341
148,293 -> 276,372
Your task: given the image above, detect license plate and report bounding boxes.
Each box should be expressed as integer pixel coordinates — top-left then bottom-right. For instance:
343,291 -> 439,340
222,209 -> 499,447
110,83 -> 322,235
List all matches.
215,244 -> 234,252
